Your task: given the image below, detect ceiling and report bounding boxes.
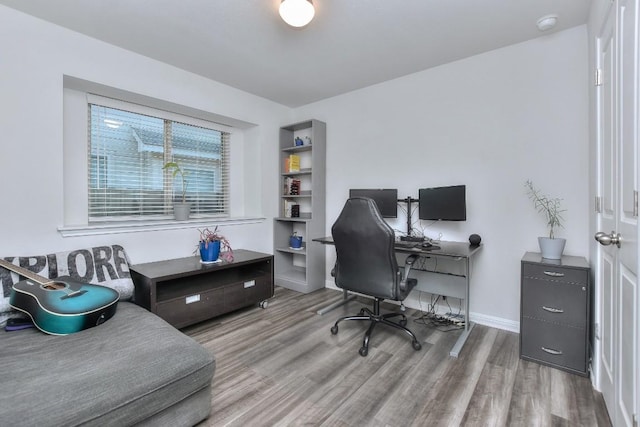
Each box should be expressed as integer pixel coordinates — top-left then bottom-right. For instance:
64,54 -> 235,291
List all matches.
0,0 -> 591,107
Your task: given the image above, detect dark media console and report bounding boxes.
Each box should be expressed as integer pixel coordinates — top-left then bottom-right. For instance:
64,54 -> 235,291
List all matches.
130,250 -> 274,329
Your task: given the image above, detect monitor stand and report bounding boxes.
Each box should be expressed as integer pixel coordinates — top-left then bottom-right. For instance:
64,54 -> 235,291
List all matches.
398,196 -> 422,242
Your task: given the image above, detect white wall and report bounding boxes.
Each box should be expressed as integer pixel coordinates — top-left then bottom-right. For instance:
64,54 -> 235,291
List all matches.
0,5 -> 290,264
295,26 -> 590,327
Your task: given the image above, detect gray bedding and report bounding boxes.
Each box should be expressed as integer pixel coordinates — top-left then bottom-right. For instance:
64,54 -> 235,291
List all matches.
0,302 -> 215,426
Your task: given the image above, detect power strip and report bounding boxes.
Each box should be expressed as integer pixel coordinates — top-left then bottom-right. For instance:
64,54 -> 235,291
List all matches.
429,315 -> 465,327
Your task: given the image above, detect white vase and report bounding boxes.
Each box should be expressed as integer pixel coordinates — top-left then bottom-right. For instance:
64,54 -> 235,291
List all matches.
538,237 -> 566,260
173,202 -> 191,221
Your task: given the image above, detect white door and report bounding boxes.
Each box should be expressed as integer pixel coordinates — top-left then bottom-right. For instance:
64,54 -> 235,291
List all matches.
596,2 -> 617,414
595,1 -> 639,426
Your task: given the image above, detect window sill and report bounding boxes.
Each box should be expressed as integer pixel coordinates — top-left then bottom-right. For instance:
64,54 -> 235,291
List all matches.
58,216 -> 266,237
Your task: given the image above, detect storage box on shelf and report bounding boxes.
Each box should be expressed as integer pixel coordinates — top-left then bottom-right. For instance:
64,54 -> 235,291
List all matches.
274,119 -> 326,293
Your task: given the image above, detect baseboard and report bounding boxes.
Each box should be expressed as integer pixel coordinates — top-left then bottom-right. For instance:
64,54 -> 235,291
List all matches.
469,311 -> 519,333
322,281 -> 519,333
275,275 -> 325,294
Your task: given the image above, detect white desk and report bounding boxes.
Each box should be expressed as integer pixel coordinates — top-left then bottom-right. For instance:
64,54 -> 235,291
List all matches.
314,237 -> 482,357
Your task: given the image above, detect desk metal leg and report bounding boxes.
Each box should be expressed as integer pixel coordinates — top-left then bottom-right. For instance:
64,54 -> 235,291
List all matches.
317,289 -> 357,315
449,257 -> 472,358
450,322 -> 475,357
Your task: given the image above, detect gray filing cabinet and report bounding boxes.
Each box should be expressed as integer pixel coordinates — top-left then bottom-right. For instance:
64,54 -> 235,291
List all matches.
520,252 -> 590,377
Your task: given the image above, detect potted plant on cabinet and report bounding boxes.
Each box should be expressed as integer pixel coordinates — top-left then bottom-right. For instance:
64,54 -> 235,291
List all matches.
198,226 -> 234,263
525,180 -> 566,259
163,161 -> 190,220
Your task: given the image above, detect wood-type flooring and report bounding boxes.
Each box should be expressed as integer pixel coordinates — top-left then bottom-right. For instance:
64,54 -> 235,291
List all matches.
185,287 -> 611,427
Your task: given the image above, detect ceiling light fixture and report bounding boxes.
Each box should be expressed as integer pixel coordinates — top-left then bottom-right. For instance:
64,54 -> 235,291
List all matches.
279,0 -> 315,28
536,14 -> 558,32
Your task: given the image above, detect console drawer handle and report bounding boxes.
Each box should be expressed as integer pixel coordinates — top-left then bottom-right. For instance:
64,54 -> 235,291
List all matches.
541,346 -> 563,355
543,271 -> 565,277
542,306 -> 564,313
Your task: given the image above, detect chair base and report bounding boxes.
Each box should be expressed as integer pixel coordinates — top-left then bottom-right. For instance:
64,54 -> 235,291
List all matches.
330,298 -> 422,357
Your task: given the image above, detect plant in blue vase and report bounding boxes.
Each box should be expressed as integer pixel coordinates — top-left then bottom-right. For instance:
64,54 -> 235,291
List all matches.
198,226 -> 233,263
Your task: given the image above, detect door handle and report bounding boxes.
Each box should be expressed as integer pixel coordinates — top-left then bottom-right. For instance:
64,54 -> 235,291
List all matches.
594,231 -> 621,248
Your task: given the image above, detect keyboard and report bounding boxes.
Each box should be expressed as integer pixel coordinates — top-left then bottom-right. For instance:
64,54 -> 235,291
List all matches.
394,241 -> 418,248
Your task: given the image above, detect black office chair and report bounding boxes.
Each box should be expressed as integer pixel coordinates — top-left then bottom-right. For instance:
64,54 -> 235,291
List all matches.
330,197 -> 422,356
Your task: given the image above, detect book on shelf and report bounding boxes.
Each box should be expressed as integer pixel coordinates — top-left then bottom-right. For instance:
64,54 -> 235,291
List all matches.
284,177 -> 301,195
284,157 -> 290,173
288,154 -> 300,172
283,200 -> 297,218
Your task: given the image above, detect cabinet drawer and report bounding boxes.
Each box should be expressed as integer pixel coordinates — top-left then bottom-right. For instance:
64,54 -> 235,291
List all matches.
156,287 -> 225,327
224,276 -> 272,310
520,318 -> 587,375
522,263 -> 588,285
522,279 -> 587,327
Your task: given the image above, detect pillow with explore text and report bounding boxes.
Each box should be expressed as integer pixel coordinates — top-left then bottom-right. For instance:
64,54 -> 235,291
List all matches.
0,244 -> 134,326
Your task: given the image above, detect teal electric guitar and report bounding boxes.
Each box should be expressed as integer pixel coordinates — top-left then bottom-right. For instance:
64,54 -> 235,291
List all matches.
0,259 -> 119,335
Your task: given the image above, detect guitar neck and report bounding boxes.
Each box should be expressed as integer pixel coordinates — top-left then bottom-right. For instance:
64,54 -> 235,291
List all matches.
0,258 -> 47,285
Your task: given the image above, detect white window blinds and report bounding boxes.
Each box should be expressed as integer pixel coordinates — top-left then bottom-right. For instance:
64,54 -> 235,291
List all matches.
88,97 -> 230,222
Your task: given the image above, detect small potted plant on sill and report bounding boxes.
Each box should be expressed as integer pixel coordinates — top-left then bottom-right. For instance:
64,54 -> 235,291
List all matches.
525,180 -> 566,259
163,161 -> 190,220
198,226 -> 234,263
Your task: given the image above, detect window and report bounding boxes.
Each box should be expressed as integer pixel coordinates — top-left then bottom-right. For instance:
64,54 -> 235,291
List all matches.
88,101 -> 230,222
90,155 -> 107,189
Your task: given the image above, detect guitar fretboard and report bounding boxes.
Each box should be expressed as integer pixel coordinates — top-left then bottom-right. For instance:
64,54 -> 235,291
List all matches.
0,258 -> 48,285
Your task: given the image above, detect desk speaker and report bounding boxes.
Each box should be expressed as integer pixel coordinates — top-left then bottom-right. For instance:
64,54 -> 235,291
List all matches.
469,234 -> 481,246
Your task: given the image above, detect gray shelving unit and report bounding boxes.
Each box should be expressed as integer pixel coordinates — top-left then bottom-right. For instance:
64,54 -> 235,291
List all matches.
274,120 -> 326,293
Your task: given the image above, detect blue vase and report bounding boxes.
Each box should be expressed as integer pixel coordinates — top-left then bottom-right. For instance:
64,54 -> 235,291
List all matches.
200,240 -> 221,262
289,235 -> 303,249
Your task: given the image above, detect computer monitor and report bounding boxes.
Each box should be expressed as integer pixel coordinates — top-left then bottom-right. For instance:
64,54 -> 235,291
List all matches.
418,185 -> 466,221
349,189 -> 398,218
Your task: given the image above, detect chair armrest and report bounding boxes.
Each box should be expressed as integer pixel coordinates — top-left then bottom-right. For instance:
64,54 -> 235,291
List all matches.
400,254 -> 419,291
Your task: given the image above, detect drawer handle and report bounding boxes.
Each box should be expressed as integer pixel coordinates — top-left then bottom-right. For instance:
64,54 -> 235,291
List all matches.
543,271 -> 565,277
542,306 -> 564,313
541,346 -> 563,355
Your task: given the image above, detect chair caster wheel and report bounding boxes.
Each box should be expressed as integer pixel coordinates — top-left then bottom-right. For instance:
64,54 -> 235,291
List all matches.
330,325 -> 338,335
259,300 -> 268,309
359,347 -> 368,357
399,318 -> 407,327
412,341 -> 422,351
